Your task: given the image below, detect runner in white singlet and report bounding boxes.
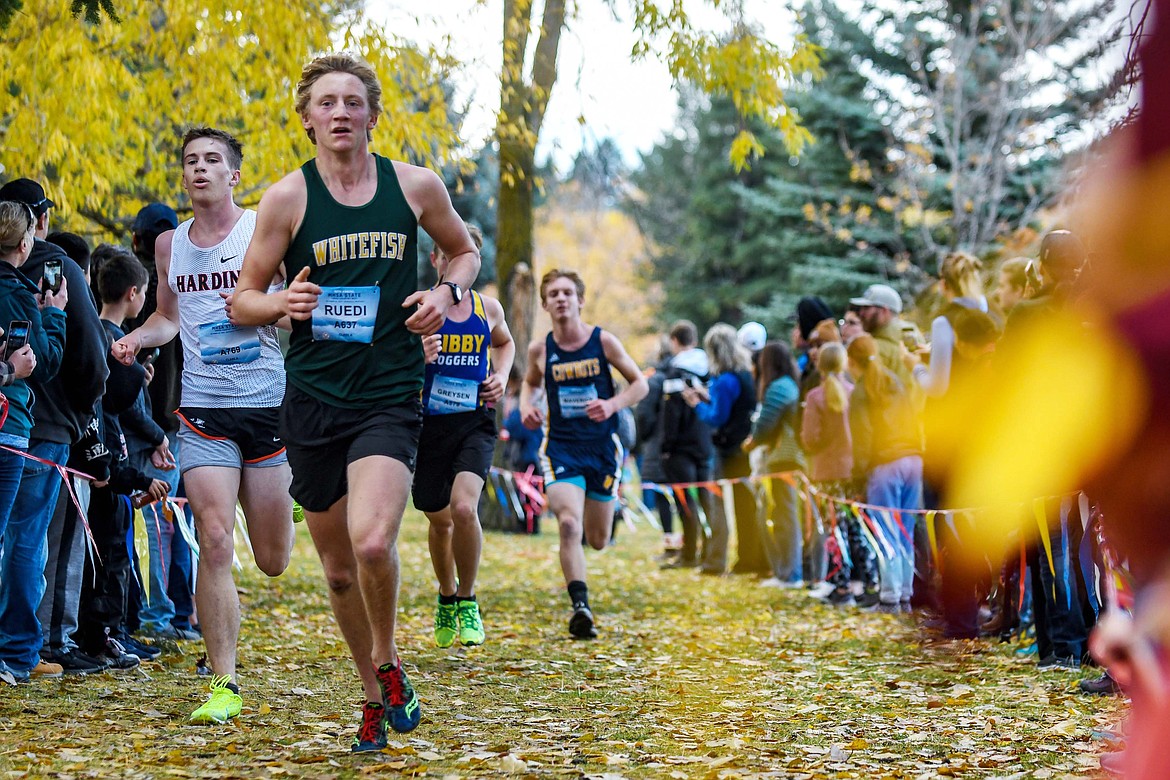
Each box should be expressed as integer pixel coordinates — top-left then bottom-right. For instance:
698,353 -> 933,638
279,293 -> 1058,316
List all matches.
112,127 -> 295,726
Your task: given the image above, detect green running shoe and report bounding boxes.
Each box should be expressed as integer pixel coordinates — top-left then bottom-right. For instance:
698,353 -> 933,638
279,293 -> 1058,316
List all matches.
351,701 -> 387,753
434,600 -> 458,648
456,599 -> 485,646
292,502 -> 305,524
188,675 -> 242,724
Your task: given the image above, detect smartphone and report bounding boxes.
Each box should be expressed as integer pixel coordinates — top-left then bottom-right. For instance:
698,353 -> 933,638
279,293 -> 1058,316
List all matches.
3,320 -> 31,361
42,259 -> 63,294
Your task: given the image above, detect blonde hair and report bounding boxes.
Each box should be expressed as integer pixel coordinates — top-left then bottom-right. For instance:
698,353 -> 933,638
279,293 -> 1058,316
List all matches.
939,250 -> 984,300
810,318 -> 842,346
0,201 -> 35,254
435,223 -> 483,261
847,334 -> 898,406
816,342 -> 848,414
295,53 -> 383,144
704,323 -> 752,375
999,257 -> 1029,290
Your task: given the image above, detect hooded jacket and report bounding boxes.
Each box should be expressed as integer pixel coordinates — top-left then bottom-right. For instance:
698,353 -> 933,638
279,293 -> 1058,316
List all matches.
19,239 -> 109,445
0,261 -> 67,440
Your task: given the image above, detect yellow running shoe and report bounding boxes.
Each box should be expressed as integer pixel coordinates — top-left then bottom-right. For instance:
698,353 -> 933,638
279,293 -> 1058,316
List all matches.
434,600 -> 458,648
456,599 -> 485,646
189,675 -> 242,724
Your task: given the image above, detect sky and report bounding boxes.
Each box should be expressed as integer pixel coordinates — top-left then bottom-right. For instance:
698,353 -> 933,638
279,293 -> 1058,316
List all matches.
373,1 -> 799,172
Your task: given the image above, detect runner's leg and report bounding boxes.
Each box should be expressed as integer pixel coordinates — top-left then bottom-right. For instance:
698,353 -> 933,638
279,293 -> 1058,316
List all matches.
238,463 -> 294,577
548,481 -> 587,584
304,496 -> 381,704
182,466 -> 243,681
448,471 -> 485,598
346,455 -> 412,670
582,498 -> 614,551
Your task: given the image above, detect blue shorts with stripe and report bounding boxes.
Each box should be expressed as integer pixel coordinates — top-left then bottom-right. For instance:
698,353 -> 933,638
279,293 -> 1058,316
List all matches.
541,435 -> 624,502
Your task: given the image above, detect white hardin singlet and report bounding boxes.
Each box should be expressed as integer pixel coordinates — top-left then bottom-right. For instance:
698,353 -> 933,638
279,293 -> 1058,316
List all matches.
168,209 -> 285,408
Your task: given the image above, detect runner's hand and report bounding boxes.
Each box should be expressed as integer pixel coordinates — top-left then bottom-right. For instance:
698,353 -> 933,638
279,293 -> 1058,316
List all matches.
111,332 -> 143,366
7,344 -> 36,379
403,287 -> 451,335
585,398 -> 614,422
286,266 -> 320,321
480,372 -> 505,404
220,291 -> 236,325
521,401 -> 543,430
422,334 -> 441,364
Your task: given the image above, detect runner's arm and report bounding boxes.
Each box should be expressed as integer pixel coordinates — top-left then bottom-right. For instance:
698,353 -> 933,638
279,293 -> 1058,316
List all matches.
519,338 -> 546,429
112,231 -> 181,366
400,165 -> 480,334
595,330 -> 648,418
480,295 -> 515,404
234,177 -> 316,326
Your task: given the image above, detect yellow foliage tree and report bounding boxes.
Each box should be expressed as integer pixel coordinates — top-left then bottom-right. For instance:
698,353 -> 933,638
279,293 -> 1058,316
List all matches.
0,0 -> 461,240
533,181 -> 662,362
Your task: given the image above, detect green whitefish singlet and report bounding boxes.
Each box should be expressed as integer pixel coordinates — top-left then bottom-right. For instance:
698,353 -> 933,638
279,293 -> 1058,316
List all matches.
282,154 -> 422,408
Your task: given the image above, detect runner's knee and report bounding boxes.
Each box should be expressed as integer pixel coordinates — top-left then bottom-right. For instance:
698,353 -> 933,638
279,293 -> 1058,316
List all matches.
197,518 -> 236,567
449,498 -> 479,528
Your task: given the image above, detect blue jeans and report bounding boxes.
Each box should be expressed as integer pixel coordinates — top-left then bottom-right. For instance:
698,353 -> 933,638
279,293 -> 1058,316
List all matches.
0,445 -> 26,537
0,440 -> 69,672
134,440 -> 181,631
867,455 -> 923,604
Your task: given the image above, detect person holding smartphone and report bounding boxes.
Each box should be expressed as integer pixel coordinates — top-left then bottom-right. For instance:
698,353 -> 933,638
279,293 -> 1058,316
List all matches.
0,199 -> 68,683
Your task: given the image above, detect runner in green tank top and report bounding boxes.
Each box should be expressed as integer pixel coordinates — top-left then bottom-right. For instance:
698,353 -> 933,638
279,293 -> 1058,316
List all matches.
232,53 -> 479,750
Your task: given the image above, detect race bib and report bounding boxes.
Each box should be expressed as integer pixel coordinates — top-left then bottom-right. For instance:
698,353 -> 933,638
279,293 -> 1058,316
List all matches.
197,320 -> 261,365
427,375 -> 480,415
312,286 -> 380,343
558,385 -> 597,419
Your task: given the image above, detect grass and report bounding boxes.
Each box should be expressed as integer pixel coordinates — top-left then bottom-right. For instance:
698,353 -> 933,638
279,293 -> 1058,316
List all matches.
0,512 -> 1124,778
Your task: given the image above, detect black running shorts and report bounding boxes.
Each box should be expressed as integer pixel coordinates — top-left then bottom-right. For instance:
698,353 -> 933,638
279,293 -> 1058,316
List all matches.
279,383 -> 423,512
411,409 -> 498,513
176,406 -> 285,471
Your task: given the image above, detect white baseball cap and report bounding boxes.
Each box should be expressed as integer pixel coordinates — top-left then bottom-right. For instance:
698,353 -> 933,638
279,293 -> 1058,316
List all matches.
849,284 -> 903,314
737,321 -> 767,352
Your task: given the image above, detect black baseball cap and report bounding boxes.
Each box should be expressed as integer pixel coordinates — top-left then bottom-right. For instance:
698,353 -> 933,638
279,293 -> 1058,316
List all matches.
132,202 -> 178,234
0,178 -> 56,217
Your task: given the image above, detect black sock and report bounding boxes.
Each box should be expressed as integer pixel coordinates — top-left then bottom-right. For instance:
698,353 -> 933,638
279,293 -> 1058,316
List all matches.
225,681 -> 240,695
439,592 -> 458,606
568,580 -> 589,608
456,594 -> 476,603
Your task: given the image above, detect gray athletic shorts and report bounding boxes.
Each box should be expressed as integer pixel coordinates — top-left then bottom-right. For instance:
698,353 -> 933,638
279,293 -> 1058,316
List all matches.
176,407 -> 289,474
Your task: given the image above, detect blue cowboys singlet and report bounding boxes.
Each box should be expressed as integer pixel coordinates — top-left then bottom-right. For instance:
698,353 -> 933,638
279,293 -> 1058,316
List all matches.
543,326 -> 616,444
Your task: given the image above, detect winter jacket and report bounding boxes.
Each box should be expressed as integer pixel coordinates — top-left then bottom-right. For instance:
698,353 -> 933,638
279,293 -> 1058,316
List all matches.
19,239 -> 108,445
0,261 -> 67,440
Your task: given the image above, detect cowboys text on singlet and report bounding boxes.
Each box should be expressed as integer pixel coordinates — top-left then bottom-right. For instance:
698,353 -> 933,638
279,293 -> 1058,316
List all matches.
282,155 -> 422,408
169,210 -> 285,408
422,290 -> 492,415
543,327 -> 616,443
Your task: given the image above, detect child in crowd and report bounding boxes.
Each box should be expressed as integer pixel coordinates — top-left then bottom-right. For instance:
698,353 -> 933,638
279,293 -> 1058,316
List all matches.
78,250 -> 169,668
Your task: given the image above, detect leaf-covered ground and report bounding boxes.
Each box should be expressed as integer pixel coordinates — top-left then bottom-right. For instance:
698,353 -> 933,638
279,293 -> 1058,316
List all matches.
0,516 -> 1125,778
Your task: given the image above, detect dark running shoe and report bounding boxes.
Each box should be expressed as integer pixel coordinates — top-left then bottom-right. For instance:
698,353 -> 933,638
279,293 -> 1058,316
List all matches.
351,702 -> 387,753
1079,672 -> 1121,695
1038,655 -> 1081,672
374,662 -> 421,734
569,603 -> 597,639
43,648 -> 107,675
96,638 -> 140,671
122,637 -> 162,660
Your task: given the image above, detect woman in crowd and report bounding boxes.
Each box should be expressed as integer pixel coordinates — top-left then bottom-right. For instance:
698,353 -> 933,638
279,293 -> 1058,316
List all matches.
743,341 -> 805,587
683,324 -> 756,575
